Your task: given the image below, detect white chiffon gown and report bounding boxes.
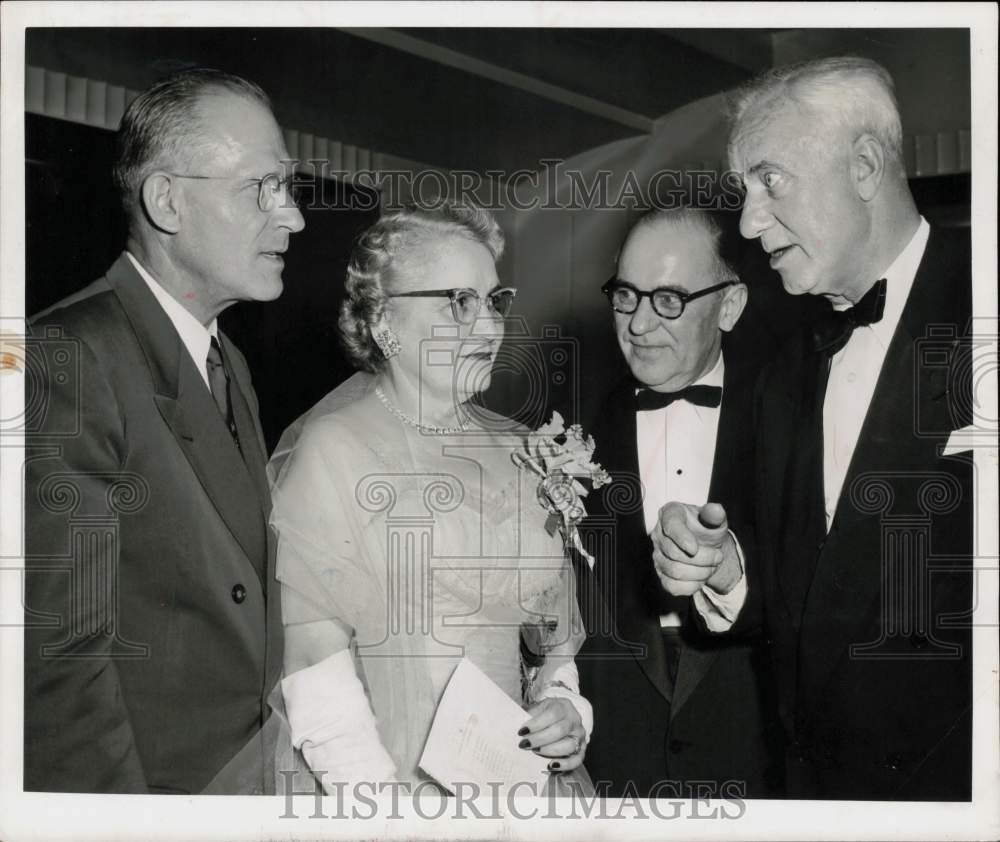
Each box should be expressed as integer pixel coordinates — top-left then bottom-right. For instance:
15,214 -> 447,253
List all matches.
267,372 -> 591,790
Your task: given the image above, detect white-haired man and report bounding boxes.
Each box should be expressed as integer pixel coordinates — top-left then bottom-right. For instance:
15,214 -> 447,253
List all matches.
652,57 -> 972,800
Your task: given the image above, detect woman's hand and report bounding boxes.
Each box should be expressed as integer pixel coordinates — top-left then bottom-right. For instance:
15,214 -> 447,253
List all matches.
518,697 -> 587,772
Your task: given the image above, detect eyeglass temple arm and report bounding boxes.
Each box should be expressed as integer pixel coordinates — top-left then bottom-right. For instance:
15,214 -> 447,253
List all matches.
389,287 -> 516,300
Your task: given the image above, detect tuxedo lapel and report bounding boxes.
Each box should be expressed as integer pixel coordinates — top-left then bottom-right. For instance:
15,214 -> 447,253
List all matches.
670,359 -> 753,719
708,357 -> 754,503
107,255 -> 267,584
592,382 -> 674,703
758,331 -> 818,622
799,230 -> 969,693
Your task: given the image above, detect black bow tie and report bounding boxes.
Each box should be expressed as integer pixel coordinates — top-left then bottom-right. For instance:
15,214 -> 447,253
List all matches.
812,278 -> 887,356
635,384 -> 723,412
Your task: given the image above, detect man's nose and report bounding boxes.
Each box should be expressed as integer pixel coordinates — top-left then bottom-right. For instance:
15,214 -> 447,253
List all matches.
739,191 -> 773,240
471,310 -> 505,339
629,297 -> 660,334
276,201 -> 306,233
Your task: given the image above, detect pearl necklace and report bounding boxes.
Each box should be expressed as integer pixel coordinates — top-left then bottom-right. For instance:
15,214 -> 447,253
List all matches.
374,385 -> 470,435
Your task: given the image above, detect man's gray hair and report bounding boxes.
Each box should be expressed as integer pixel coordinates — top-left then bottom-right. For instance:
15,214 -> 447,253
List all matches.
113,67 -> 272,217
728,56 -> 904,169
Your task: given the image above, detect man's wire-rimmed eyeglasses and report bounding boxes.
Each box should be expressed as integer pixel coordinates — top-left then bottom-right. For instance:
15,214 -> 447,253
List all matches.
601,278 -> 737,320
167,171 -> 300,212
388,287 -> 517,326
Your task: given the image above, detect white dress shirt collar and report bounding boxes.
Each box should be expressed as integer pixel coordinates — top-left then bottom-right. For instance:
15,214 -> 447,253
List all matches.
126,251 -> 217,389
821,216 -> 931,530
872,216 -> 930,349
635,351 -> 726,627
636,352 -> 725,397
691,352 -> 725,390
834,216 -> 930,349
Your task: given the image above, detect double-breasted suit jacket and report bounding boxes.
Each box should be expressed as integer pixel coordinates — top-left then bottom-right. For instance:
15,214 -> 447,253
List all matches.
24,253 -> 283,793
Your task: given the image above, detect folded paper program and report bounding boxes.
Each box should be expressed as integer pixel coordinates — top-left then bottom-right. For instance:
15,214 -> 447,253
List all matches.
419,658 -> 549,794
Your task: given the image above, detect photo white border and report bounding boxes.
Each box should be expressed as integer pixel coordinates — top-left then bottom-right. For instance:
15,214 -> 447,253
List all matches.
1,3 -> 997,841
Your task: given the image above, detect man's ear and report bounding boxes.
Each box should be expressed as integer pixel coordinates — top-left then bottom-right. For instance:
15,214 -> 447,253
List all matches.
852,133 -> 885,202
140,172 -> 182,234
718,282 -> 748,333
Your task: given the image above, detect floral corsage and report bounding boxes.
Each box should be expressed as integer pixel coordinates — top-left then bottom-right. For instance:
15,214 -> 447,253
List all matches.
512,412 -> 610,569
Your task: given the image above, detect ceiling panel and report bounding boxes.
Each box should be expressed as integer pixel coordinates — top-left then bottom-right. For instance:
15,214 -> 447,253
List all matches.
27,27 -> 647,173
403,28 -> 758,120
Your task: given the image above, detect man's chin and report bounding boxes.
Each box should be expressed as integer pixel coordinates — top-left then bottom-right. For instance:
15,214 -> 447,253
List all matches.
253,277 -> 284,302
627,355 -> 672,382
778,270 -> 817,297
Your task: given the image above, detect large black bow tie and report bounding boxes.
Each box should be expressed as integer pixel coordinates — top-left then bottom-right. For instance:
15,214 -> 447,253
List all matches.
635,384 -> 722,412
812,278 -> 887,356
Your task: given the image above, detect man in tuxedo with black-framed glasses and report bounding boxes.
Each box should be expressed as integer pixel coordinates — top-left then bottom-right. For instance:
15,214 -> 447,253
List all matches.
576,207 -> 783,798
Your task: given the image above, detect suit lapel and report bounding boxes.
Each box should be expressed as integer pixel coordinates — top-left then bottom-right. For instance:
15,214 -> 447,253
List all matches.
592,381 -> 674,703
759,331 -> 818,621
800,229 -> 968,693
107,255 -> 267,584
670,643 -> 718,718
708,357 -> 754,504
671,359 -> 753,719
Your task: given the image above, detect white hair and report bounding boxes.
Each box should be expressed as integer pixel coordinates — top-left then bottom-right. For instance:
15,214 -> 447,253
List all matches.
729,56 -> 904,172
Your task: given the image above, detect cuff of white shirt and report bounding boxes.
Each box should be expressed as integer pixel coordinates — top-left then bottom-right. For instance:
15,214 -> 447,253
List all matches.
692,529 -> 747,632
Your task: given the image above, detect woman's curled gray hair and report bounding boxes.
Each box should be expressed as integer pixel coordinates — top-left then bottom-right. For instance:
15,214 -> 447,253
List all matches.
339,203 -> 505,373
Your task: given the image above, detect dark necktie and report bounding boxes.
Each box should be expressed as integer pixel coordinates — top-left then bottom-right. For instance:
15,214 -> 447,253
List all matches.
206,336 -> 242,452
812,278 -> 888,356
634,384 -> 722,412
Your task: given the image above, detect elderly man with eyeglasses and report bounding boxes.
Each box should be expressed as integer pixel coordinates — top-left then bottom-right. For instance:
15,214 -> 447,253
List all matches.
24,68 -> 305,794
575,206 -> 784,799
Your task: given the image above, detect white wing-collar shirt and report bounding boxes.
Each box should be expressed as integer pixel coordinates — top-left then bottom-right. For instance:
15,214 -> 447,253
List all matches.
636,354 -> 749,626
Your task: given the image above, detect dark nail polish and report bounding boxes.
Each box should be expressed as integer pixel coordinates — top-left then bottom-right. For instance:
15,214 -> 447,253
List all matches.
517,726 -> 529,736
548,761 -> 561,771
518,738 -> 530,749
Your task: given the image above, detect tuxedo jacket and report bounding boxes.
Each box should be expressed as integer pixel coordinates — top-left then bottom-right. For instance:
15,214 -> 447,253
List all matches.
577,355 -> 784,798
24,253 -> 283,793
745,227 -> 973,800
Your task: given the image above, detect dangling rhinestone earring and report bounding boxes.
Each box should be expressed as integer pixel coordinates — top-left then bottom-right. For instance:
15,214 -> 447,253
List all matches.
372,326 -> 401,359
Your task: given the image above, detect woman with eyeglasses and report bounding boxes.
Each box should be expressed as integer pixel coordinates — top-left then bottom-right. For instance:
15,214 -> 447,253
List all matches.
267,203 -> 592,794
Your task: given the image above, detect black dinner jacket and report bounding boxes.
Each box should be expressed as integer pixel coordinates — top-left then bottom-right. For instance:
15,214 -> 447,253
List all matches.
577,352 -> 783,798
747,226 -> 973,800
24,253 -> 283,793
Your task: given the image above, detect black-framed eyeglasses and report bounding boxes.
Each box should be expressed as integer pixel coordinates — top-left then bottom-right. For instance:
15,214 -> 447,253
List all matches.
388,287 -> 517,325
600,278 -> 737,319
167,171 -> 300,212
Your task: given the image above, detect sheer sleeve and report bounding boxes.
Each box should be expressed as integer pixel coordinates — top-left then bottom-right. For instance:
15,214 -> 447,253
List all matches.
266,376 -> 440,782
270,416 -> 378,634
524,552 -> 593,737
